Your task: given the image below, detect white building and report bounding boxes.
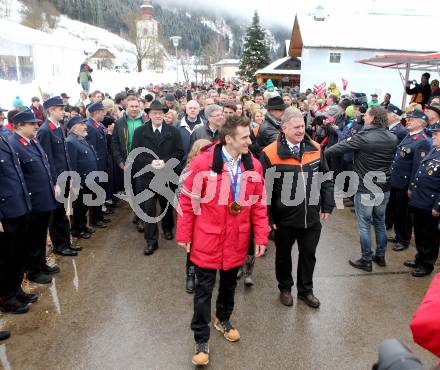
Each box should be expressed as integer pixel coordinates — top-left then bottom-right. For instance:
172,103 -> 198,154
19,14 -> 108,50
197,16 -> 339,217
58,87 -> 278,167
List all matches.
212,59 -> 240,80
137,0 -> 158,41
289,10 -> 438,104
0,19 -> 85,84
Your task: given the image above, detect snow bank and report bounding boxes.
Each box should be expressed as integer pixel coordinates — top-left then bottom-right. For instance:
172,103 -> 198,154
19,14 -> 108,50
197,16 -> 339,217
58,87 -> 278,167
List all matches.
0,69 -> 182,110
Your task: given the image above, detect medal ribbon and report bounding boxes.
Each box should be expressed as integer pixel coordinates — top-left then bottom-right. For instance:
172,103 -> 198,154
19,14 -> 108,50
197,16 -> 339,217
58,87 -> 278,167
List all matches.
222,152 -> 242,202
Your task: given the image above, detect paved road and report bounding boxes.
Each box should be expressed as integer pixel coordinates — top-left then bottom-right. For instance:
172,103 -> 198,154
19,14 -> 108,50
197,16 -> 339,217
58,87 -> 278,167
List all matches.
0,203 -> 438,370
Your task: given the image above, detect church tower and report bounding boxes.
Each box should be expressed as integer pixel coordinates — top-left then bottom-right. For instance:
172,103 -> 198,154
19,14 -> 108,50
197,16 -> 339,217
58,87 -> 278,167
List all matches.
136,0 -> 158,40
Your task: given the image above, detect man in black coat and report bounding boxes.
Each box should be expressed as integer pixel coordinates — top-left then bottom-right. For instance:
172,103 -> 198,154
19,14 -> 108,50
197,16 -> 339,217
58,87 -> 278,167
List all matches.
8,110 -> 59,286
260,110 -> 334,309
325,106 -> 397,272
406,72 -> 432,108
111,96 -> 146,231
36,96 -> 79,257
252,96 -> 288,156
132,101 -> 184,255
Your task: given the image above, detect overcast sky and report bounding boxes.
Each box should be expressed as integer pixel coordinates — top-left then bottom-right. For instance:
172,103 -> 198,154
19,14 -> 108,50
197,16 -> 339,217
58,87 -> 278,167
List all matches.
158,0 -> 440,28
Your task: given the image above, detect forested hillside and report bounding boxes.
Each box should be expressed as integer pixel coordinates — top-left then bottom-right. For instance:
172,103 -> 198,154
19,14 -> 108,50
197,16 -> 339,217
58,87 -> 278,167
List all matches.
21,0 -> 290,58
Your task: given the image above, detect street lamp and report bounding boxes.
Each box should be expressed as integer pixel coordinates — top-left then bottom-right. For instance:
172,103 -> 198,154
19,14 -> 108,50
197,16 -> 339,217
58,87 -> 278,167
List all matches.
170,36 -> 181,83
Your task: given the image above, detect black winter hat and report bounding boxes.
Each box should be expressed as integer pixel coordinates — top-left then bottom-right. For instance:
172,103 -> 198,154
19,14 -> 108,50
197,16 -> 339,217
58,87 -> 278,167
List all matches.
266,96 -> 289,110
144,100 -> 169,114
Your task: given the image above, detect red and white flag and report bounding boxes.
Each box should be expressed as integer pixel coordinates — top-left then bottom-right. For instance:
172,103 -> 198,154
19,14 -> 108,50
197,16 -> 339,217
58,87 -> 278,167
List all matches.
313,81 -> 327,96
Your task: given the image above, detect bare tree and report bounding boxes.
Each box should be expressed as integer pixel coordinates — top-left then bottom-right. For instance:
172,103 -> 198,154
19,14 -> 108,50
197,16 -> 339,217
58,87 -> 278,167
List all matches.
124,9 -> 156,72
179,50 -> 192,83
202,34 -> 228,80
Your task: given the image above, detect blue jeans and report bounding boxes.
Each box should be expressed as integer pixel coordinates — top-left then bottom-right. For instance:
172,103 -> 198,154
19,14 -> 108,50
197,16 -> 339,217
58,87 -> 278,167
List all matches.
354,192 -> 390,261
81,81 -> 90,92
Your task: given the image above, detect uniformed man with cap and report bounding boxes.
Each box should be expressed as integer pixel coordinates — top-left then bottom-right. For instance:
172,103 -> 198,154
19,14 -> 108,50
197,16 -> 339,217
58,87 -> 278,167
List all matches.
388,110 -> 431,252
36,96 -> 79,257
425,103 -> 440,140
8,110 -> 60,285
85,101 -> 110,228
66,116 -> 98,240
405,121 -> 440,277
0,121 -> 32,314
385,104 -> 409,230
386,104 -> 408,143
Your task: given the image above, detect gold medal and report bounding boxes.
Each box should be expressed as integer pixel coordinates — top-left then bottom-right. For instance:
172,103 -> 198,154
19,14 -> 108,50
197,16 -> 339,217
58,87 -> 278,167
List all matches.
229,201 -> 241,216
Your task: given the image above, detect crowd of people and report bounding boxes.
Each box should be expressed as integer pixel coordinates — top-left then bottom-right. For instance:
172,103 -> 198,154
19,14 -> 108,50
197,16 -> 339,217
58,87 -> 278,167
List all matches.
0,73 -> 439,365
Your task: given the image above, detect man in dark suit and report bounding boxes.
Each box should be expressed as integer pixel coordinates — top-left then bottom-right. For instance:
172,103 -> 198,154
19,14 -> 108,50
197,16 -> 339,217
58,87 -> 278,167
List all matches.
66,116 -> 99,240
36,96 -> 79,256
132,100 -> 184,255
0,130 -> 32,314
85,101 -> 110,228
8,110 -> 60,286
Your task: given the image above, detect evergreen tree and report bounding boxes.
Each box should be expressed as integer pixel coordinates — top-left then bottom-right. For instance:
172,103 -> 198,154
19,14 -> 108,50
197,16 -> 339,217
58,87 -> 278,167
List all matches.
238,11 -> 271,82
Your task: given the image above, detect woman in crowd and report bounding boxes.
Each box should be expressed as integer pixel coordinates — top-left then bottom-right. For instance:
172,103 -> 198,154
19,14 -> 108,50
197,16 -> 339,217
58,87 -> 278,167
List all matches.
165,109 -> 178,125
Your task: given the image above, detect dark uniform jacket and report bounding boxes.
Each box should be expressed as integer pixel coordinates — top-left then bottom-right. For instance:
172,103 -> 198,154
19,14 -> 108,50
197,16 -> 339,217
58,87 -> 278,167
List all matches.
260,133 -> 334,229
85,119 -> 107,172
8,133 -> 57,213
66,133 -> 98,185
36,120 -> 71,184
390,132 -> 431,190
409,147 -> 440,212
0,135 -> 31,220
389,122 -> 408,144
132,121 -> 184,186
325,126 -> 398,193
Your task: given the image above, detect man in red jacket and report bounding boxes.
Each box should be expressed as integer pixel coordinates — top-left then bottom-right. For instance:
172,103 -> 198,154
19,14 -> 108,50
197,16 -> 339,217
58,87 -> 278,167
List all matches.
176,115 -> 269,366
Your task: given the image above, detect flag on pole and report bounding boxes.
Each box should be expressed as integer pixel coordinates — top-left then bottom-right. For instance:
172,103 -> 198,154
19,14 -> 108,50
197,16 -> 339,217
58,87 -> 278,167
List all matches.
313,81 -> 327,96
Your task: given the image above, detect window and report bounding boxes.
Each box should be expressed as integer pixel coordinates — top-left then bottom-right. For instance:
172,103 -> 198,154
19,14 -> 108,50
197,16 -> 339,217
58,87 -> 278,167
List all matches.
329,52 -> 341,63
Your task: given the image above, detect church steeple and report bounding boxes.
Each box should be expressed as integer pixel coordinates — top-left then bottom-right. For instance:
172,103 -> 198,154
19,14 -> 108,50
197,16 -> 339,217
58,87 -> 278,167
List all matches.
140,0 -> 155,20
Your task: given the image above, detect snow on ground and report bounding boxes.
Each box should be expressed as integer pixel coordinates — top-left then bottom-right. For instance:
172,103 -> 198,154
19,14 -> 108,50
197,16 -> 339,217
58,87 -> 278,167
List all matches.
50,16 -> 137,67
0,67 -> 188,110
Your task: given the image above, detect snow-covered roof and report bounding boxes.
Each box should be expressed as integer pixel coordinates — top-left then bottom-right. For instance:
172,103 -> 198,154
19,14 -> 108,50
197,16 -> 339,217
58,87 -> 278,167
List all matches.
213,59 -> 240,66
0,18 -> 83,51
255,57 -> 301,76
295,13 -> 439,53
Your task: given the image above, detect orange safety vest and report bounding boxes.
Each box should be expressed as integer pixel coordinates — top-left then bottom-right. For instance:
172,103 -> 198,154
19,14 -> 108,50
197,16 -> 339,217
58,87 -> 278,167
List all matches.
262,139 -> 321,166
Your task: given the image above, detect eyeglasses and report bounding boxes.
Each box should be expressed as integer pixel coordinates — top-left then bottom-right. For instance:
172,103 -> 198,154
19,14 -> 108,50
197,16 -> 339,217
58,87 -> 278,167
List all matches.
210,113 -> 224,118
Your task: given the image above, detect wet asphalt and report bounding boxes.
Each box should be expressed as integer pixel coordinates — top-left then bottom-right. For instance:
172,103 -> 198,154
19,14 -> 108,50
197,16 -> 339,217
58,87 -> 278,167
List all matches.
0,202 -> 438,370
